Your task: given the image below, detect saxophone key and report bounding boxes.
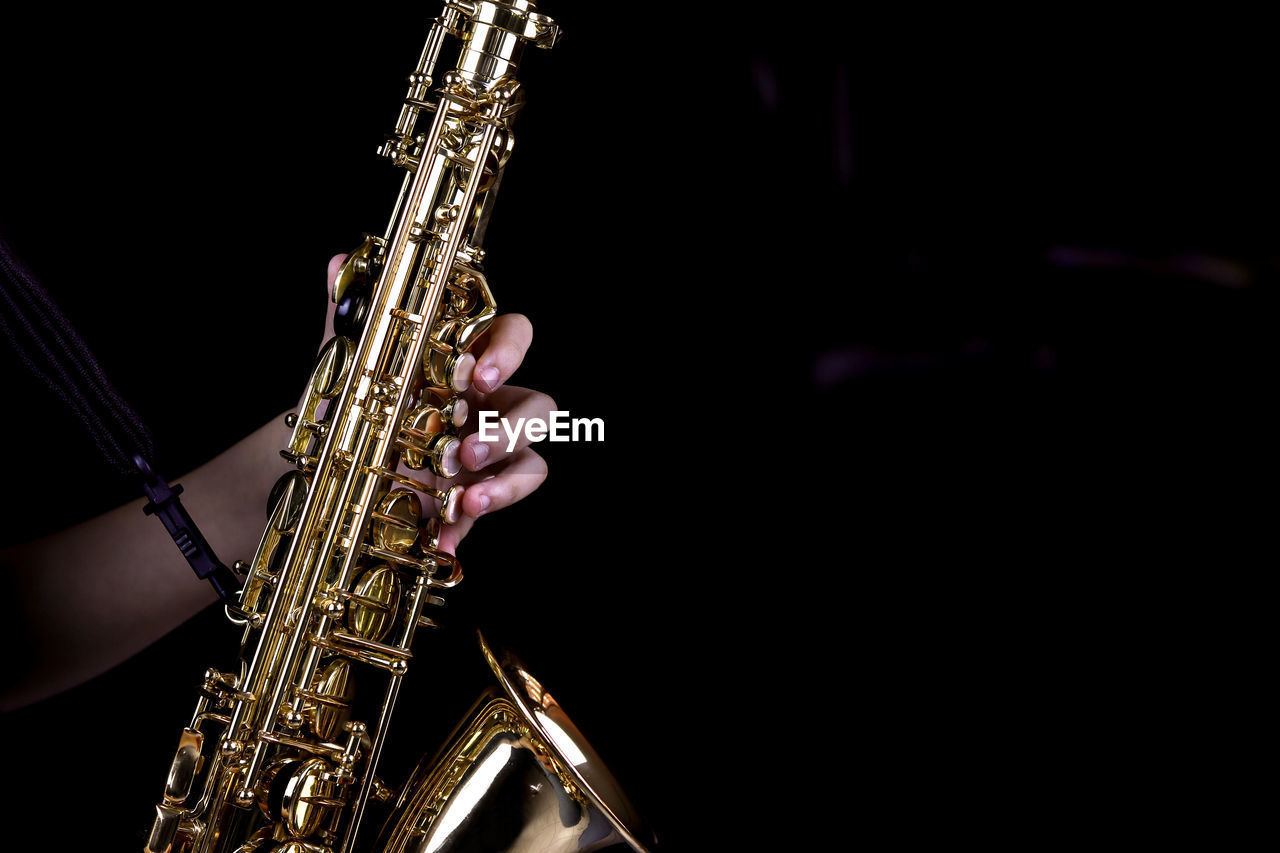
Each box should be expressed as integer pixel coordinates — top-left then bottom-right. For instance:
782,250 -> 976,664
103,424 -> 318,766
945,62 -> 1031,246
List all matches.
416,592 -> 448,630
225,603 -> 265,629
370,489 -> 421,553
329,631 -> 413,662
423,335 -> 454,356
441,395 -> 468,427
430,434 -> 463,478
144,804 -> 181,853
458,242 -> 486,266
278,448 -> 318,473
260,757 -> 339,838
333,279 -> 372,339
369,377 -> 403,403
365,466 -> 465,525
162,727 -> 204,805
314,631 -> 413,677
344,564 -> 403,643
267,471 -> 309,529
310,337 -> 353,400
285,415 -> 328,436
360,541 -> 462,589
304,659 -> 356,742
332,234 -> 382,304
397,401 -> 447,469
340,720 -> 368,770
397,426 -> 461,478
407,221 -> 444,243
390,307 -> 427,326
443,351 -> 476,393
434,483 -> 464,524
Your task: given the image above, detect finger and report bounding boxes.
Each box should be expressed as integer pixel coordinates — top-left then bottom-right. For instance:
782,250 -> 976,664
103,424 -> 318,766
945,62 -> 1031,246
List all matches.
460,448 -> 548,519
435,512 -> 474,557
459,386 -> 557,471
470,313 -> 533,394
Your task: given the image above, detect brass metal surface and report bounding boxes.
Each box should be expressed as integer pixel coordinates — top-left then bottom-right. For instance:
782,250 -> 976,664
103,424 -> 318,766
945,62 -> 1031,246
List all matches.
140,4 -> 651,852
346,565 -> 403,644
377,636 -> 652,853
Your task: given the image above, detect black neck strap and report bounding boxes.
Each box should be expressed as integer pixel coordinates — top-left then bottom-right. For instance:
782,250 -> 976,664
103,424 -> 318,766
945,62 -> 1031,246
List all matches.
0,235 -> 240,604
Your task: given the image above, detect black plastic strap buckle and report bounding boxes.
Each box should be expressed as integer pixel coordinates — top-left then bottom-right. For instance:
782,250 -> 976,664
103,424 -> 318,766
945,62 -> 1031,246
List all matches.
134,454 -> 242,605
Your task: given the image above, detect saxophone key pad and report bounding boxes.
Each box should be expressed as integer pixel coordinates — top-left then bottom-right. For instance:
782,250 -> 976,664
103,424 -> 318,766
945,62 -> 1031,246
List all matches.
345,564 -> 402,643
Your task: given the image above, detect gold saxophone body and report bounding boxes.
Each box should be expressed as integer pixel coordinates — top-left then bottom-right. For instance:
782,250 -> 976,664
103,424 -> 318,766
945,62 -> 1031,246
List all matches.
143,4 -> 650,851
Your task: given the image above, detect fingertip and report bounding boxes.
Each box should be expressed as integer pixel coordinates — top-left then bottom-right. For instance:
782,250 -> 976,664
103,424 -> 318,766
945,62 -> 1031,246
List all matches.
436,515 -> 474,555
473,315 -> 533,391
505,313 -> 533,342
462,436 -> 490,471
436,527 -> 459,556
475,363 -> 503,394
464,486 -> 491,518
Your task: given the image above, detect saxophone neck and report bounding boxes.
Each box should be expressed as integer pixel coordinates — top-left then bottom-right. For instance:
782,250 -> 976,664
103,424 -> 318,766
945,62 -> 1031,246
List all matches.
450,0 -> 562,91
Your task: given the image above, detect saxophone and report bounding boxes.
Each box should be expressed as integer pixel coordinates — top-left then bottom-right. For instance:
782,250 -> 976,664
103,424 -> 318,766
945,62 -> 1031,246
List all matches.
143,4 -> 650,851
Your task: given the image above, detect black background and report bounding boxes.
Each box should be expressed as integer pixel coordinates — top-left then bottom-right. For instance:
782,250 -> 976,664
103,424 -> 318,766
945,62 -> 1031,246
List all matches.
0,4 -> 1269,849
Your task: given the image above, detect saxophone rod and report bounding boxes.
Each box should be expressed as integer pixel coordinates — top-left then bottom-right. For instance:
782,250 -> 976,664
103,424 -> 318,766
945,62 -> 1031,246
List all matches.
336,119 -> 502,853
220,92 -> 459,779
339,574 -> 432,853
249,91 -> 465,744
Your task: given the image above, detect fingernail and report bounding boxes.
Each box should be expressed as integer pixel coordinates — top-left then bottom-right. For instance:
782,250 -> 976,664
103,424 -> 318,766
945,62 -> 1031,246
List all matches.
475,493 -> 491,516
470,441 -> 490,468
478,365 -> 501,391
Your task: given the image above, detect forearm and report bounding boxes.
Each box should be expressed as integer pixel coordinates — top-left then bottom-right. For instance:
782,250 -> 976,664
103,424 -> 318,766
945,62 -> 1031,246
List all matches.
2,412 -> 292,711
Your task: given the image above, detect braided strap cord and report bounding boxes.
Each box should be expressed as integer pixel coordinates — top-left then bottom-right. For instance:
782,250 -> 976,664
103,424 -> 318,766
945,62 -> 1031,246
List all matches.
0,234 -> 154,475
0,234 -> 240,603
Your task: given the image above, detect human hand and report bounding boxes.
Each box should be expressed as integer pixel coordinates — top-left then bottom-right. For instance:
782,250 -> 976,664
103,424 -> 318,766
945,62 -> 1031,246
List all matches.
322,254 -> 552,555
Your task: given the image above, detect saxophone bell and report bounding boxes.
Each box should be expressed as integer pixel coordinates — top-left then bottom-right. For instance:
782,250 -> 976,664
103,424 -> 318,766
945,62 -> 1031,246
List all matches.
376,633 -> 654,853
